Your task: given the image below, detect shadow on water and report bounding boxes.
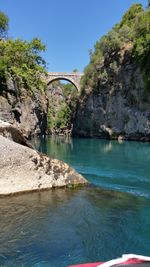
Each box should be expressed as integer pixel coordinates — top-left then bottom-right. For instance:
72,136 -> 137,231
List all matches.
0,186 -> 150,267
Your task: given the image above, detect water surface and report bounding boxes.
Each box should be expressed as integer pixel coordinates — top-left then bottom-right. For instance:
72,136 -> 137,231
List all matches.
33,137 -> 150,198
1,137 -> 150,267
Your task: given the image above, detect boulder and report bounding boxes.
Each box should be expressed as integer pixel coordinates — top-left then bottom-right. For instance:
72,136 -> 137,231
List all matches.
0,120 -> 33,148
0,121 -> 87,196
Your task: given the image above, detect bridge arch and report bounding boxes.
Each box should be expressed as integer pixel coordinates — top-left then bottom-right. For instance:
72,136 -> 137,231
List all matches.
47,77 -> 78,92
46,72 -> 83,93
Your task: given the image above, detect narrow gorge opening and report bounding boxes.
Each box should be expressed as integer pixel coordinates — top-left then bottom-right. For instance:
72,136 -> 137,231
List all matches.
47,79 -> 78,136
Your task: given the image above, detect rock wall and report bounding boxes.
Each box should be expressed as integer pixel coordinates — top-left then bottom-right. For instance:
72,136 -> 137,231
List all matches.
73,46 -> 150,141
0,76 -> 48,137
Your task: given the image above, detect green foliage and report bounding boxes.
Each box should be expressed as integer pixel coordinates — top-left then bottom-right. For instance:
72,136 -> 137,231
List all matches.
100,31 -> 123,56
82,3 -> 150,92
54,104 -> 72,129
48,103 -> 72,132
47,106 -> 55,130
0,10 -> 47,94
0,11 -> 9,38
73,68 -> 78,72
133,8 -> 150,89
47,81 -> 78,133
0,38 -> 47,92
62,82 -> 78,100
119,4 -> 143,28
133,9 -> 150,59
118,24 -> 134,42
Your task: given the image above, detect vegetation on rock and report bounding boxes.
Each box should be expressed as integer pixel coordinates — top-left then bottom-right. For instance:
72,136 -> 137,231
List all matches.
0,11 -> 47,94
0,10 -> 48,137
47,81 -> 78,135
81,3 -> 150,92
73,2 -> 150,140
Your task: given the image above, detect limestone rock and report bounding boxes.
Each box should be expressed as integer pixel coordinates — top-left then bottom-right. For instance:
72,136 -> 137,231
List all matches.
0,120 -> 33,148
73,46 -> 150,141
0,121 -> 87,195
0,76 -> 48,137
0,135 -> 87,195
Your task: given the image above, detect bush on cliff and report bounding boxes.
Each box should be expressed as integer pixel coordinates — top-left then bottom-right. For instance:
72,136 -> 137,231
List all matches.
133,8 -> 150,89
81,4 -> 150,92
0,11 -> 47,94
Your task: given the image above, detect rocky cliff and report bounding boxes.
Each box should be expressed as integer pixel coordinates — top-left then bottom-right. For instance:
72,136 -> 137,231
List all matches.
73,5 -> 150,141
0,29 -> 48,138
0,76 -> 48,138
73,45 -> 150,141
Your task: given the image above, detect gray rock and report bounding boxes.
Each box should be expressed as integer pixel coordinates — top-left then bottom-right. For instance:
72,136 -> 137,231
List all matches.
0,120 -> 33,148
73,46 -> 150,141
0,121 -> 87,196
0,96 -> 13,122
0,77 -> 48,137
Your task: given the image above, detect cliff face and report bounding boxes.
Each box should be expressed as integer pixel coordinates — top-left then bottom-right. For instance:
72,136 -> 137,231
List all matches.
73,4 -> 150,141
73,45 -> 150,141
0,76 -> 48,137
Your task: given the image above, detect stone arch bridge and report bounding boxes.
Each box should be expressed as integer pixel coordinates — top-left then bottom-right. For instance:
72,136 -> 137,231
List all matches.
47,72 -> 83,92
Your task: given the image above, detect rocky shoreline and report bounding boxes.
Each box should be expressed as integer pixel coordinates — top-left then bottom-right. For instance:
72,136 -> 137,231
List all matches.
0,121 -> 87,196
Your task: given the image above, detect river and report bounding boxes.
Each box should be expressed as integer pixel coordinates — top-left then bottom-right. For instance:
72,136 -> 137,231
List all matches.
0,137 -> 150,267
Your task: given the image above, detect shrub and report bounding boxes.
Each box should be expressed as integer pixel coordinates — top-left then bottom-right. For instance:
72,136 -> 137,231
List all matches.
0,38 -> 47,93
54,104 -> 72,129
82,3 -> 150,92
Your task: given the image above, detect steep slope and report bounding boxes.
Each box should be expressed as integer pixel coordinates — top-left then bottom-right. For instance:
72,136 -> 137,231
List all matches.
0,76 -> 48,137
0,21 -> 48,137
73,4 -> 150,141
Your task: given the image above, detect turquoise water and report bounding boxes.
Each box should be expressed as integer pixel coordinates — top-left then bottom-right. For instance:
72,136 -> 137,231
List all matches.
34,136 -> 150,198
1,137 -> 150,267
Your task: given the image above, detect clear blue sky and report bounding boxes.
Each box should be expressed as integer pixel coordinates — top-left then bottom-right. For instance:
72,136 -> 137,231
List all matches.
0,0 -> 148,72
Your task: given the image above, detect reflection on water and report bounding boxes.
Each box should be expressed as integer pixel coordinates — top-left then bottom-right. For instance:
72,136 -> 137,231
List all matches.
32,136 -> 74,159
33,136 -> 150,198
0,187 -> 150,267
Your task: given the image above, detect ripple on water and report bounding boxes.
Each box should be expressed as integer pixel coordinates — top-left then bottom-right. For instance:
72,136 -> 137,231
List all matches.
1,137 -> 150,266
0,187 -> 150,267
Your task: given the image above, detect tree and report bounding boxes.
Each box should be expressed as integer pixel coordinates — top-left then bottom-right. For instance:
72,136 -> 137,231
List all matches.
55,104 -> 72,129
133,8 -> 150,89
0,38 -> 47,92
73,68 -> 78,72
81,3 -> 150,92
119,4 -> 143,28
0,11 -> 9,38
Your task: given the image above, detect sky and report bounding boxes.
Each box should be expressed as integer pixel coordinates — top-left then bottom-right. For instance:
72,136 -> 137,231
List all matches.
0,0 -> 148,72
